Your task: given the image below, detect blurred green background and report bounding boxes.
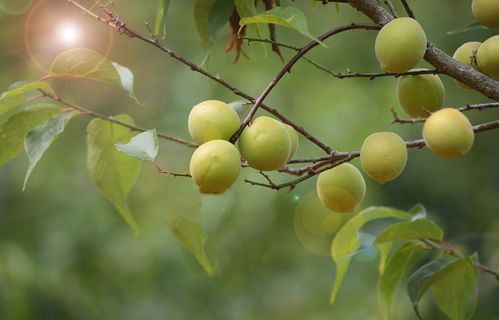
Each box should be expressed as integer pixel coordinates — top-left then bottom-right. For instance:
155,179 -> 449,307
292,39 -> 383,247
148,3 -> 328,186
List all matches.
0,0 -> 498,319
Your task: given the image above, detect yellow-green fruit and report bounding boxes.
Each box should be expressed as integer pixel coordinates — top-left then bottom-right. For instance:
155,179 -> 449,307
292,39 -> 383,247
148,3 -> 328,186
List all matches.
397,71 -> 445,118
189,140 -> 241,194
360,132 -> 408,184
188,100 -> 241,144
316,163 -> 366,213
239,116 -> 291,171
375,17 -> 427,73
285,124 -> 299,161
452,42 -> 482,89
423,108 -> 474,157
477,35 -> 499,77
472,0 -> 499,28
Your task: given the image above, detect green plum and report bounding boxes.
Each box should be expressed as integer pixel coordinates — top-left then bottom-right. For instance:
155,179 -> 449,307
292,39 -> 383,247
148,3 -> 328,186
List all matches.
477,35 -> 499,77
452,42 -> 482,89
472,0 -> 499,28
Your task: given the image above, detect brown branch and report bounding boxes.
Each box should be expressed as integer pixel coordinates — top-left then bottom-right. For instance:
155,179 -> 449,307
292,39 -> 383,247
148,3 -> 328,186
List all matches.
347,0 -> 499,101
40,90 -> 198,148
391,103 -> 499,124
154,163 -> 191,177
229,23 -> 380,144
65,0 -> 334,154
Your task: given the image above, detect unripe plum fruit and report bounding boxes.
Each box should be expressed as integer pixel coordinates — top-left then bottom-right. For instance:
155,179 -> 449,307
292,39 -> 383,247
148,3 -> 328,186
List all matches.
360,132 -> 407,184
452,42 -> 482,89
286,124 -> 299,161
397,71 -> 445,118
239,116 -> 291,171
316,163 -> 366,213
476,35 -> 499,77
190,140 -> 241,194
472,0 -> 499,28
375,17 -> 427,73
423,108 -> 474,157
188,100 -> 241,144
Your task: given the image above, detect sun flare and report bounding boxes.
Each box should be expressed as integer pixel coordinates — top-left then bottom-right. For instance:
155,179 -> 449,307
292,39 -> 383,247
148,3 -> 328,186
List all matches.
56,22 -> 80,46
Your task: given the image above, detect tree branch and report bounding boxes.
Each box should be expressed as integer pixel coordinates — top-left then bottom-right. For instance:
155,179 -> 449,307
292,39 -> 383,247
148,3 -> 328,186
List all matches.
347,0 -> 499,101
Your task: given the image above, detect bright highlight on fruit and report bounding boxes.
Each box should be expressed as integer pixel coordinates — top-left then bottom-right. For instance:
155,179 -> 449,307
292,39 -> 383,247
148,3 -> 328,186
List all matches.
375,17 -> 427,73
189,140 -> 241,194
397,71 -> 445,118
188,100 -> 241,144
239,116 -> 291,171
476,35 -> 499,77
360,132 -> 407,184
423,108 -> 474,157
452,42 -> 482,89
472,0 -> 499,28
316,163 -> 366,213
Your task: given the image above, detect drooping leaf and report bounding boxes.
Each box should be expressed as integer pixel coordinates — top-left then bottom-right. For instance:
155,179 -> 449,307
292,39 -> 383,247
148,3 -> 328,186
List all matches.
0,81 -> 52,117
409,203 -> 427,220
407,257 -> 459,318
154,0 -> 171,38
376,219 -> 444,244
49,48 -> 140,104
87,115 -> 142,235
330,207 -> 411,303
194,0 -> 234,50
239,6 -> 325,46
431,259 -> 477,320
168,194 -> 217,275
115,129 -> 159,161
0,104 -> 60,167
377,242 -> 392,275
22,111 -> 76,191
235,0 -> 262,37
378,243 -> 421,320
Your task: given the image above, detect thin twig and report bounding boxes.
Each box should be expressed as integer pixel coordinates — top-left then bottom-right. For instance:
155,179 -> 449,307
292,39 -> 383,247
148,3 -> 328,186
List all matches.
229,23 -> 381,144
384,0 -> 398,17
391,103 -> 499,124
65,0 -> 334,154
40,90 -> 198,148
400,0 -> 415,18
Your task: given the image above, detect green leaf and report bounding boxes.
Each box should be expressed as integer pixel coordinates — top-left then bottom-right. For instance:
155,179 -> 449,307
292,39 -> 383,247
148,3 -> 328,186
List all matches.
239,6 -> 325,46
447,21 -> 486,35
409,203 -> 427,219
167,194 -> 217,275
22,111 -> 75,191
0,81 -> 52,117
377,242 -> 392,275
235,0 -> 261,37
0,104 -> 60,167
407,257 -> 458,318
194,0 -> 233,49
154,0 -> 171,38
431,259 -> 477,320
87,115 -> 142,235
49,48 -> 140,105
378,243 -> 420,320
330,207 -> 411,303
376,219 -> 444,244
115,129 -> 159,161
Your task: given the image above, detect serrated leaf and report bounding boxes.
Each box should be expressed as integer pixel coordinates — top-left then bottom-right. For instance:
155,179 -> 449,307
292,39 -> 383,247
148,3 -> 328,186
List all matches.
407,257 -> 458,318
0,104 -> 60,167
447,21 -> 486,35
49,48 -> 140,105
0,81 -> 52,117
22,111 -> 75,191
87,115 -> 142,235
378,243 -> 420,320
330,207 -> 411,303
239,6 -> 325,46
431,259 -> 477,320
376,219 -> 444,244
168,194 -> 217,275
154,0 -> 171,38
115,129 -> 159,161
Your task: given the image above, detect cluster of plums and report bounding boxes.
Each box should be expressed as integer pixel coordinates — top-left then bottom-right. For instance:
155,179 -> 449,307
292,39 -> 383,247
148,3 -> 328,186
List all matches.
188,0 -> 497,213
188,100 -> 298,194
